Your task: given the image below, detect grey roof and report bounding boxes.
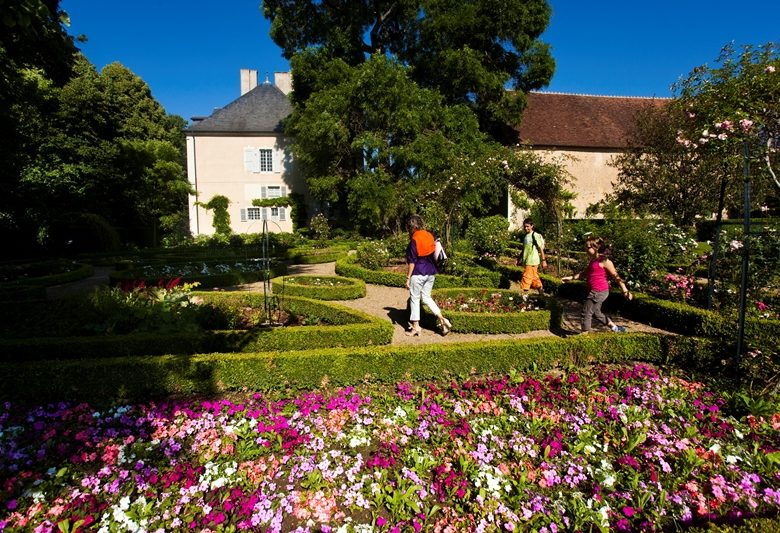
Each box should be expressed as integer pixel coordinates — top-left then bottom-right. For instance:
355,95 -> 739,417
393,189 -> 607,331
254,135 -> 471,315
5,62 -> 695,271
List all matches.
187,82 -> 292,135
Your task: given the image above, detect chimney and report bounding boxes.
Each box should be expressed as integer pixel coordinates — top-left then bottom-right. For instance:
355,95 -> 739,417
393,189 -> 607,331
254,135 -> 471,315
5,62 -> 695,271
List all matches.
274,71 -> 292,95
240,68 -> 258,95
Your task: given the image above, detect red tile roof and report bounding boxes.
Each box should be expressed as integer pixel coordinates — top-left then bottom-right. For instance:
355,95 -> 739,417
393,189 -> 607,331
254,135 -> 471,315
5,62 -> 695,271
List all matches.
516,92 -> 669,149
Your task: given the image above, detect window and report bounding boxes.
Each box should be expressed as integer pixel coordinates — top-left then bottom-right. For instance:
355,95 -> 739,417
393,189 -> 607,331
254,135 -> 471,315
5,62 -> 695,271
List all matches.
259,149 -> 273,172
244,147 -> 277,173
246,207 -> 263,220
266,185 -> 282,198
241,206 -> 287,222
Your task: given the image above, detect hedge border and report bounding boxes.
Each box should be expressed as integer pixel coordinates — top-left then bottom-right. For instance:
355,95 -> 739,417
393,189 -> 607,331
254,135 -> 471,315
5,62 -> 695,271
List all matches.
335,256 -> 502,288
0,333 -> 714,404
0,262 -> 94,289
109,262 -> 287,288
286,245 -> 351,264
422,288 -> 561,334
0,294 -> 392,361
271,275 -> 366,300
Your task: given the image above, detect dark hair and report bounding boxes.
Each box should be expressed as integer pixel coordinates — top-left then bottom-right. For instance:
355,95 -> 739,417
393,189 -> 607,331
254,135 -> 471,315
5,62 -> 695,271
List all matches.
407,215 -> 425,234
585,236 -> 610,255
523,218 -> 534,226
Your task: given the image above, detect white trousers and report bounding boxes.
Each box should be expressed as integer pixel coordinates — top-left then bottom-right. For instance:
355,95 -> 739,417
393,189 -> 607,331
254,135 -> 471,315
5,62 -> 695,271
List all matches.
408,274 -> 441,321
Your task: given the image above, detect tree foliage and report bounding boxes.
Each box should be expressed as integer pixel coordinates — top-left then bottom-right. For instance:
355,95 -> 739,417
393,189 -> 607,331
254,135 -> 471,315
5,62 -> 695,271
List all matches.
287,53 -> 509,236
4,54 -> 189,253
610,43 -> 779,226
609,103 -> 724,227
262,0 -> 554,133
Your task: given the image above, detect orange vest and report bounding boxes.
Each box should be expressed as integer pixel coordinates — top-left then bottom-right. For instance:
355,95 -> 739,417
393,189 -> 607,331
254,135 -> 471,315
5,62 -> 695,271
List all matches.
412,230 -> 436,257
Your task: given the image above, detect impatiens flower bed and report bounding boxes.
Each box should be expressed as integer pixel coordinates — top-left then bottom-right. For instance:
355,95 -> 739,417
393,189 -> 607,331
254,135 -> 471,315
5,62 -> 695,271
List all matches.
2,364 -> 780,532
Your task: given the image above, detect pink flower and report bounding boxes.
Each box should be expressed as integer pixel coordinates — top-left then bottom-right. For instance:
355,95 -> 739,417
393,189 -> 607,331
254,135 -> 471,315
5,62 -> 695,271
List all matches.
765,65 -> 776,73
739,118 -> 754,133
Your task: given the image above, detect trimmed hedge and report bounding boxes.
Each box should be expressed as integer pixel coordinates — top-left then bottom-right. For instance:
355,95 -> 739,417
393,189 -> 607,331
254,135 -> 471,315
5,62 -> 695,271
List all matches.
0,294 -> 392,361
271,275 -> 366,300
286,244 -> 351,264
553,280 -> 780,353
422,288 -> 562,334
0,333 -> 715,404
335,256 -> 502,288
109,262 -> 287,288
0,261 -> 94,288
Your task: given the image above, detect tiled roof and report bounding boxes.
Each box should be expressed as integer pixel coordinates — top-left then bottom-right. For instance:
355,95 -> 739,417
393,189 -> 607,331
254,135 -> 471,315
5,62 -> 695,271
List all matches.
187,82 -> 292,135
516,92 -> 669,149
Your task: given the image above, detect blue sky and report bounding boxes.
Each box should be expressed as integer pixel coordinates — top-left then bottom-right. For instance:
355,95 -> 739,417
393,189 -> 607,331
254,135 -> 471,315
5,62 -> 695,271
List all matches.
62,0 -> 779,122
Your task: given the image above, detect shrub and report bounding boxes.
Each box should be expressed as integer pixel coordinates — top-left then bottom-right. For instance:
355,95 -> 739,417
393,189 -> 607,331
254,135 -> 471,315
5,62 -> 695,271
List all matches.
309,213 -> 330,245
465,215 -> 510,257
356,241 -> 390,270
383,233 -> 409,258
601,218 -> 670,288
272,275 -> 366,300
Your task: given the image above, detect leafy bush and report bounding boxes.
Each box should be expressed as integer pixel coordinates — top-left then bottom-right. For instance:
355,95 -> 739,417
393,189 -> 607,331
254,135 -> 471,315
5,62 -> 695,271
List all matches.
465,215 -> 510,257
309,213 -> 331,245
383,233 -> 409,258
356,241 -> 391,270
601,219 -> 670,288
655,222 -> 699,266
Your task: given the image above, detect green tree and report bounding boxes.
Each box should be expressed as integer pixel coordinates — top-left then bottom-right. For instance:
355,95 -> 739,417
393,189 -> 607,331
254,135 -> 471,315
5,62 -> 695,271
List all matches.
609,43 -> 779,227
0,0 -> 78,253
14,56 -> 189,251
262,0 -> 554,134
609,102 -> 725,227
288,53 -> 506,236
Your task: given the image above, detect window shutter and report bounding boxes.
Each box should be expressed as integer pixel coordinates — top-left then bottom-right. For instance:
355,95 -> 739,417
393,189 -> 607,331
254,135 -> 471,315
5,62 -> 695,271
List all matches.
260,186 -> 267,199
244,148 -> 260,172
273,149 -> 281,173
279,207 -> 287,221
240,208 -> 247,222
280,185 -> 287,197
261,207 -> 268,220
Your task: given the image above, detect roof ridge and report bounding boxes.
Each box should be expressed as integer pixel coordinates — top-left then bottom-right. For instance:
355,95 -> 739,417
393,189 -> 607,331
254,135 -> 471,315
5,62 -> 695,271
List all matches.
530,90 -> 671,100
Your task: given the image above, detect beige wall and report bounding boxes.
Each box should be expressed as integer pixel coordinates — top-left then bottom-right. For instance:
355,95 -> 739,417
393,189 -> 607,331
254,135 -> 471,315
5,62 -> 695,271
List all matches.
186,134 -> 307,235
508,147 -> 621,229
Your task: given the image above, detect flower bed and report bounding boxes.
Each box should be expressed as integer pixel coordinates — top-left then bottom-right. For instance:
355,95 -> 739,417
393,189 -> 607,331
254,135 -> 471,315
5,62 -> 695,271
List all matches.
271,275 -> 366,300
110,260 -> 286,288
1,364 -> 779,532
425,288 -> 561,334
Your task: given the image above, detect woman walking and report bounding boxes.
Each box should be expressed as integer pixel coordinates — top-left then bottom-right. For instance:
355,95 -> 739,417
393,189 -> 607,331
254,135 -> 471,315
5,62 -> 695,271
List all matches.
562,236 -> 633,334
405,215 -> 451,336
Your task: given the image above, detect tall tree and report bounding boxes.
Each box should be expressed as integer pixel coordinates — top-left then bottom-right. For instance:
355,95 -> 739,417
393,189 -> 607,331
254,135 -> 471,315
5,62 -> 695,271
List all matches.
0,0 -> 78,252
262,0 -> 554,135
288,53 -> 507,235
609,102 -> 726,227
610,43 -> 779,226
17,56 -> 189,250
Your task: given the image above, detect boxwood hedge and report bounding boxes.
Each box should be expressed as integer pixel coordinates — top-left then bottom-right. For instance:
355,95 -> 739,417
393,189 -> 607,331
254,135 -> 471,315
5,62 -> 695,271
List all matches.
271,275 -> 366,300
0,333 -> 713,404
0,294 -> 392,361
422,288 -> 562,334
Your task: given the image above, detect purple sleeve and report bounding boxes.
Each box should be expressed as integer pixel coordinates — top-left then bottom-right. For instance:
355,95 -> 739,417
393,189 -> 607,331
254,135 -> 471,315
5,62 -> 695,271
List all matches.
406,239 -> 418,264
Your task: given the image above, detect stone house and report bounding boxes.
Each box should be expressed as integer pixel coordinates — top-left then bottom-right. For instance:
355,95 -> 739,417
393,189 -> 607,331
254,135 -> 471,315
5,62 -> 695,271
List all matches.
185,70 -> 308,236
511,91 -> 669,224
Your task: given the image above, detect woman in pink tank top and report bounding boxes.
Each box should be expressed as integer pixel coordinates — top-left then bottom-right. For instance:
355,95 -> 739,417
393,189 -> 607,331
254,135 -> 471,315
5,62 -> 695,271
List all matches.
561,237 -> 633,333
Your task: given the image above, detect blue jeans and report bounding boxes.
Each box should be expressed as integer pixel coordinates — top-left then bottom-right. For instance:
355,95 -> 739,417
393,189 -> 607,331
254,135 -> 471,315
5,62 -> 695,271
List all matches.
409,275 -> 441,321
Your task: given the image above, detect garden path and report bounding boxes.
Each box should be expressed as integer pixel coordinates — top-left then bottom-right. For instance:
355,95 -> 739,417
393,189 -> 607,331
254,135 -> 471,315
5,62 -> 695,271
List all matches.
245,262 -> 671,345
